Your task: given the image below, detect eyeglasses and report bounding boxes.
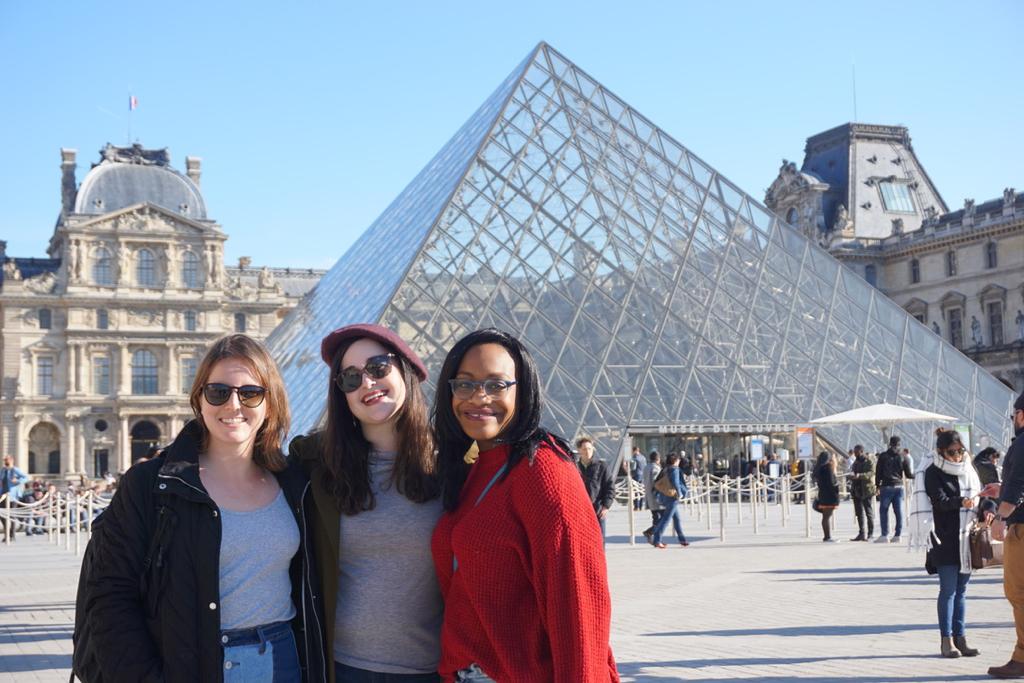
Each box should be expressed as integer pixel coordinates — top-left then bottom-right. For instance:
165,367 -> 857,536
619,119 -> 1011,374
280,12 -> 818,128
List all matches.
449,378 -> 517,399
336,354 -> 396,393
945,447 -> 966,456
203,383 -> 267,408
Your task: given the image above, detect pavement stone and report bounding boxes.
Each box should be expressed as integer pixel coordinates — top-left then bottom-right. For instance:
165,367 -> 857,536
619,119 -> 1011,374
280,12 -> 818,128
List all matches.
0,500 -> 1017,682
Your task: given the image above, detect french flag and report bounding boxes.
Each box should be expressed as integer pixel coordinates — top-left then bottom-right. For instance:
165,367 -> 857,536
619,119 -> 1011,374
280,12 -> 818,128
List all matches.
129,95 -> 138,111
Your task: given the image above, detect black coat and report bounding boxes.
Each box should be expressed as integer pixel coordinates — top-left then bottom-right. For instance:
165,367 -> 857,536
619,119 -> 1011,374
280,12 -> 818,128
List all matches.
578,458 -> 615,516
86,421 -> 328,683
924,465 -> 965,567
813,464 -> 839,507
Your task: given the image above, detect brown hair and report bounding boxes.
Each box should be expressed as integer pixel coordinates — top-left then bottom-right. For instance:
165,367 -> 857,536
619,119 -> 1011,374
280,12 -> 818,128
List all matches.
188,334 -> 290,471
575,436 -> 594,448
321,336 -> 437,515
934,427 -> 963,452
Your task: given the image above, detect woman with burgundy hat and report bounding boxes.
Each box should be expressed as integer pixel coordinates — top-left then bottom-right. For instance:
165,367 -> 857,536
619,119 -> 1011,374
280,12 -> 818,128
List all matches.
429,328 -> 618,682
288,324 -> 441,683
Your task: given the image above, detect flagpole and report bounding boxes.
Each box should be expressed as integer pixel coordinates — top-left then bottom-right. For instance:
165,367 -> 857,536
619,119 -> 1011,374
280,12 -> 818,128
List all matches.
128,93 -> 132,143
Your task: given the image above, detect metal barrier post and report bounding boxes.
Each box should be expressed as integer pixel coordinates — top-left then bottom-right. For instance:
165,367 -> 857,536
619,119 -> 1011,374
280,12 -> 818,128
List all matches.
64,492 -> 71,551
3,494 -> 10,543
805,468 -> 812,539
74,493 -> 81,556
752,476 -> 759,535
705,474 -> 712,531
735,476 -> 742,525
718,480 -> 726,542
761,471 -> 769,520
87,492 -> 94,541
50,494 -> 57,544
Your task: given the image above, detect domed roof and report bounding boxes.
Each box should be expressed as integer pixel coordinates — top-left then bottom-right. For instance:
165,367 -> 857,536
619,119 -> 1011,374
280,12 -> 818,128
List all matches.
74,144 -> 207,219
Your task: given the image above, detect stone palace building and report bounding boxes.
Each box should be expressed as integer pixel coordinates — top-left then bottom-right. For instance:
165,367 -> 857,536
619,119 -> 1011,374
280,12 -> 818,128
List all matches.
0,144 -> 323,477
766,123 -> 1024,391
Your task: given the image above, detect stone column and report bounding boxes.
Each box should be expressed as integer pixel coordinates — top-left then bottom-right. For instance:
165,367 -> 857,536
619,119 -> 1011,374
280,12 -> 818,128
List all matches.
64,419 -> 75,475
119,415 -> 131,473
169,415 -> 182,438
119,343 -> 131,394
77,421 -> 87,473
66,342 -> 77,395
166,343 -> 178,396
13,414 -> 25,471
76,345 -> 86,395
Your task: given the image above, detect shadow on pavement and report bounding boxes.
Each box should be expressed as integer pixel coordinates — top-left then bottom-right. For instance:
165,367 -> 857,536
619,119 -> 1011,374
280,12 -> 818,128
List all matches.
0,652 -> 71,673
646,621 -> 1012,637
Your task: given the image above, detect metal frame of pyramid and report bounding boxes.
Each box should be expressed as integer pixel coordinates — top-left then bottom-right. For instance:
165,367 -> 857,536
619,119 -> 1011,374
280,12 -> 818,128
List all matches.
267,42 -> 1014,462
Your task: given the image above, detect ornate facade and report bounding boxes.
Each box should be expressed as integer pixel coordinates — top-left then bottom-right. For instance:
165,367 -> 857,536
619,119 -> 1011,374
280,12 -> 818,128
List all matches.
767,125 -> 1024,391
0,144 -> 323,476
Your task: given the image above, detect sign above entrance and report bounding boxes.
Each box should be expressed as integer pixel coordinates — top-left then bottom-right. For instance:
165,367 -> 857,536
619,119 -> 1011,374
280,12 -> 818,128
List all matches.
655,424 -> 798,434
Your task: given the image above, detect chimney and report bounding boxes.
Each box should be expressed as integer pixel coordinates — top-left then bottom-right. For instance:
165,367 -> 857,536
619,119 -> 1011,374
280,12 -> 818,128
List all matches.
185,156 -> 201,186
61,148 -> 77,215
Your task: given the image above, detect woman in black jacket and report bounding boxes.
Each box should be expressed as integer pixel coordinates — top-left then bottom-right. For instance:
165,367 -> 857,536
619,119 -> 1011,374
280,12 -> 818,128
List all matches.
813,451 -> 840,542
923,428 -> 994,660
86,335 -> 327,682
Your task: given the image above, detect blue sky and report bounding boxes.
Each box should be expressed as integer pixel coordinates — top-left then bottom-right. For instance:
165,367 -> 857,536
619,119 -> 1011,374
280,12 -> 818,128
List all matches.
2,1 -> 1021,269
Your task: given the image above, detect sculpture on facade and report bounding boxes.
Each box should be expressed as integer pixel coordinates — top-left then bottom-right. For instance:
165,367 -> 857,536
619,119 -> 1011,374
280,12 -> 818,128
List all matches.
971,316 -> 983,347
932,321 -> 941,336
67,239 -> 80,283
257,266 -> 277,290
1005,188 -> 1017,207
833,203 -> 852,233
3,260 -> 22,280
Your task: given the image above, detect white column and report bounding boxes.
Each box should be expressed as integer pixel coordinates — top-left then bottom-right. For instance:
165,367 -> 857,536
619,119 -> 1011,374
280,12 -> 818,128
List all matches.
77,421 -> 87,473
13,414 -> 26,471
66,343 -> 77,395
166,343 -> 178,395
76,345 -> 86,394
119,415 -> 131,472
119,343 -> 131,394
63,419 -> 75,475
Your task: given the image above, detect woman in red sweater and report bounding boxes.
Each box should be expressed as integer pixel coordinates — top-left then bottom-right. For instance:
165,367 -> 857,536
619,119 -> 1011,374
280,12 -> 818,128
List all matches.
430,328 -> 619,682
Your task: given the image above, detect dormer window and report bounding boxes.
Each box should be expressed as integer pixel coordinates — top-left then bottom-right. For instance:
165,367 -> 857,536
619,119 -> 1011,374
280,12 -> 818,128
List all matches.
878,180 -> 915,213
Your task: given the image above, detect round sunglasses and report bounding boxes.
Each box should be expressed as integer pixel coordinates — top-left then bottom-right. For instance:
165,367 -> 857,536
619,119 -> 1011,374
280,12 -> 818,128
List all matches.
336,353 -> 397,393
203,383 -> 267,408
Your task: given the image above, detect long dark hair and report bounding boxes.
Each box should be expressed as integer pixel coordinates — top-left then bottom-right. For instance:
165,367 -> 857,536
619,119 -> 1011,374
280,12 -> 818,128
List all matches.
432,328 -> 570,512
321,336 -> 437,515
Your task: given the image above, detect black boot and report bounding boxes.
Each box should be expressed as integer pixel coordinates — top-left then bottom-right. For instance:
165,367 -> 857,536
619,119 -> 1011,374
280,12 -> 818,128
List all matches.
953,635 -> 979,656
940,636 -> 961,658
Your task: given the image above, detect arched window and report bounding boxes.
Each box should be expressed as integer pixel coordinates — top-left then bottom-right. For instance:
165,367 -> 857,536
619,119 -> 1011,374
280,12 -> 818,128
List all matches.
136,249 -> 156,287
181,251 -> 200,288
986,241 -> 998,269
93,247 -> 114,286
131,349 -> 159,395
786,207 -> 799,225
910,258 -> 920,284
946,250 -> 957,277
865,264 -> 877,287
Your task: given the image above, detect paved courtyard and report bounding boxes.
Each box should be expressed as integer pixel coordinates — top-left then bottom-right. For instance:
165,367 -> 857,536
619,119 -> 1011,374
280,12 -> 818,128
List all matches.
0,501 -> 1017,682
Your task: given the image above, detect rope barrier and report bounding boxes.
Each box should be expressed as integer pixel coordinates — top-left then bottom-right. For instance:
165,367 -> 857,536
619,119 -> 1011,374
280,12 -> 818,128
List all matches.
0,490 -> 111,555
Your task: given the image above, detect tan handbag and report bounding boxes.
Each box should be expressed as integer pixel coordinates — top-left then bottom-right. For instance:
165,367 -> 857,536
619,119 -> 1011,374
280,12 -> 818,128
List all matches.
654,471 -> 677,499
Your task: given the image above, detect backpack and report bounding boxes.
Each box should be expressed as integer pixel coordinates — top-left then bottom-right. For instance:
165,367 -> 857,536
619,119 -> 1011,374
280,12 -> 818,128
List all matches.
70,490 -> 176,683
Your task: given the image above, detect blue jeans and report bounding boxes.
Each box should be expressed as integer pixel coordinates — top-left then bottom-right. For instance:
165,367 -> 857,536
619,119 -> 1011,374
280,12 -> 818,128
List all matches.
878,485 -> 905,537
335,661 -> 440,682
936,564 -> 971,637
652,498 -> 686,544
221,620 -> 300,683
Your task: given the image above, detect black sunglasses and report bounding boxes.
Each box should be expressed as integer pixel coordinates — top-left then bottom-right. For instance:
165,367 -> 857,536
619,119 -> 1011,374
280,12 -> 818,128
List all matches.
203,383 -> 267,408
336,353 -> 397,393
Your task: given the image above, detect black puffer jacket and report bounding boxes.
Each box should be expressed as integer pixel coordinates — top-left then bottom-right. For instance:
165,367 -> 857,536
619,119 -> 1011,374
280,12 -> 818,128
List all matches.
86,421 -> 328,683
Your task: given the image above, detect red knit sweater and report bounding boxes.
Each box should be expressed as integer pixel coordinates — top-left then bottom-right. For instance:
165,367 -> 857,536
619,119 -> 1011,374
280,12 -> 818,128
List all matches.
431,441 -> 619,682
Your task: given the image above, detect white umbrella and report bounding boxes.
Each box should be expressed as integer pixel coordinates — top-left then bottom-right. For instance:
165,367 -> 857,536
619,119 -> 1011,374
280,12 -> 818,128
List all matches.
810,402 -> 958,428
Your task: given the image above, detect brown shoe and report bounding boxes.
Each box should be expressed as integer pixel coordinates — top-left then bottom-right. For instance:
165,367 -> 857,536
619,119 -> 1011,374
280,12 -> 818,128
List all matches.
989,659 -> 1024,678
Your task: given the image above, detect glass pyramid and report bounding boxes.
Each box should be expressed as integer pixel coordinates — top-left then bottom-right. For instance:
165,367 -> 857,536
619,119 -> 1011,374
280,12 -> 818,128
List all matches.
267,42 -> 1014,462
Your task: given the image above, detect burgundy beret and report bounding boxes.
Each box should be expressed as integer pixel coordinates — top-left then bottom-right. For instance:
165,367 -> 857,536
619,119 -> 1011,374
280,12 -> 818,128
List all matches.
320,323 -> 428,382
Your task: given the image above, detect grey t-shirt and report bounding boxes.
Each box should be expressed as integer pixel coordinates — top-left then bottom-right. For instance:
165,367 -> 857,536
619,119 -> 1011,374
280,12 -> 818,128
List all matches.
219,489 -> 299,630
334,450 -> 443,673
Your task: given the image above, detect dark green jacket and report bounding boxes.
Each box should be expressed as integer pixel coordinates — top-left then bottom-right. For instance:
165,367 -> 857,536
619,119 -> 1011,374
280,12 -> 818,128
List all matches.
850,454 -> 877,499
288,432 -> 341,683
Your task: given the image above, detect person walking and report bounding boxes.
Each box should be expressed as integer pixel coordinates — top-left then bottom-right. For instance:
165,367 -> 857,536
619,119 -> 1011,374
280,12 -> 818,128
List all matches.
1,455 -> 30,541
642,452 -> 663,543
288,323 -> 443,683
849,445 -> 876,541
650,453 -> 688,548
911,428 -> 991,659
629,447 -> 647,511
430,329 -> 618,682
988,391 -> 1024,679
876,436 -> 914,543
813,452 -> 840,542
85,334 -> 327,682
577,437 -> 615,542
